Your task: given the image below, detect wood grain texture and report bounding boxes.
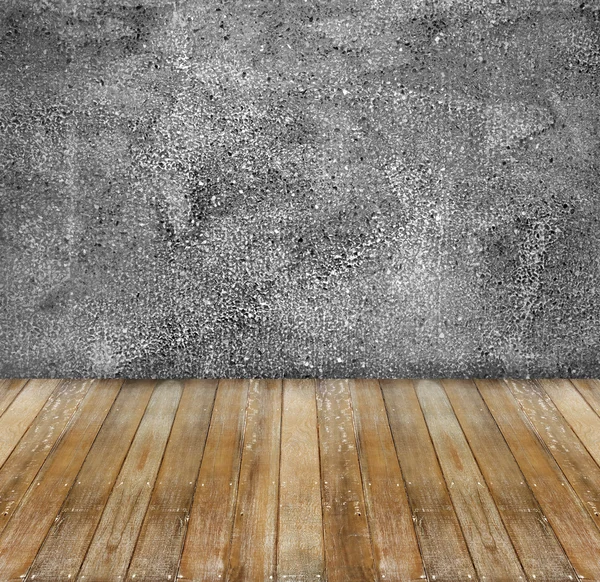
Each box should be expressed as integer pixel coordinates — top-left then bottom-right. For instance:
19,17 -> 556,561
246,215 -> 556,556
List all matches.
415,379 -> 526,581
178,379 -> 249,582
442,379 -> 578,582
316,379 -> 376,582
381,379 -> 477,582
0,379 -> 27,419
0,379 -> 62,470
226,380 -> 282,581
26,379 -> 155,581
477,378 -> 600,581
571,379 -> 600,416
349,379 -> 424,582
505,378 -> 600,531
0,379 -> 91,537
77,380 -> 183,582
278,379 -> 324,582
126,379 -> 218,582
0,379 -> 122,582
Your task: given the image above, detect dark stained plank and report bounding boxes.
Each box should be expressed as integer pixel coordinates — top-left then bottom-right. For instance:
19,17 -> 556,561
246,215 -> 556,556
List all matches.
178,380 -> 249,582
381,379 -> 477,582
571,379 -> 600,417
0,379 -> 62,470
278,379 -> 325,581
540,378 -> 600,468
415,379 -> 526,580
0,380 -> 28,419
0,379 -> 92,537
442,379 -> 578,581
0,379 -> 122,582
349,379 -> 424,582
226,380 -> 282,581
26,380 -> 155,581
77,380 -> 183,582
316,379 -> 376,582
126,379 -> 218,582
505,378 -> 600,530
477,378 -> 600,581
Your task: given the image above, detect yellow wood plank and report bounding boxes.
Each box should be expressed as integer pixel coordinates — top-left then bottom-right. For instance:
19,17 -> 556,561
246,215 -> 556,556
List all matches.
571,379 -> 600,416
0,380 -> 28,419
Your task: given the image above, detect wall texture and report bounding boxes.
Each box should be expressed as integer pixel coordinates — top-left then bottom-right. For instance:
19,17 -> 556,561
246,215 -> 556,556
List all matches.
1,0 -> 599,378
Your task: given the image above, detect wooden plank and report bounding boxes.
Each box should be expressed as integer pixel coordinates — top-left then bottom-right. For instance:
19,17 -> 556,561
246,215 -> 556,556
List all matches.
278,379 -> 325,582
0,379 -> 122,582
442,379 -> 579,581
349,379 -> 424,582
505,378 -> 600,530
0,379 -> 28,419
540,378 -> 600,468
415,379 -> 526,580
226,379 -> 282,582
571,379 -> 600,416
477,378 -> 600,581
26,380 -> 155,581
177,379 -> 249,582
126,379 -> 218,582
77,379 -> 183,582
381,379 -> 476,582
0,379 -> 92,537
0,379 -> 62,470
316,379 -> 375,582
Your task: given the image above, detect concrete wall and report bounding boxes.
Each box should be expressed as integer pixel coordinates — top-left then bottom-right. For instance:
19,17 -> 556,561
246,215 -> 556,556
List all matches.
1,0 -> 599,377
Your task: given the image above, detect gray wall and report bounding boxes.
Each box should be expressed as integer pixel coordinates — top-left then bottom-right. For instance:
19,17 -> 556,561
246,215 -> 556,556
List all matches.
1,0 -> 599,378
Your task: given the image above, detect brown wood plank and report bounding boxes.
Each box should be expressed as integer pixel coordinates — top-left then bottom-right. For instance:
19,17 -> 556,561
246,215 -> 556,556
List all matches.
415,379 -> 526,580
505,378 -> 600,530
316,379 -> 376,582
126,379 -> 218,582
226,379 -> 282,582
349,379 -> 424,582
442,379 -> 579,581
278,379 -> 325,582
0,379 -> 28,419
0,379 -> 122,582
571,379 -> 600,416
477,378 -> 600,581
26,380 -> 155,581
77,379 -> 183,582
540,378 -> 600,468
0,379 -> 92,537
0,379 -> 62,471
381,379 -> 476,582
177,379 -> 249,582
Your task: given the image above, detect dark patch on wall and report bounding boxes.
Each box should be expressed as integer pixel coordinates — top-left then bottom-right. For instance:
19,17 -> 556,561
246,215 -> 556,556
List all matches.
1,0 -> 599,378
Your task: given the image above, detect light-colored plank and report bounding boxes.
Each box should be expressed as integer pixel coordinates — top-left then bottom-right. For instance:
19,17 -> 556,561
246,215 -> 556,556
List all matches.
540,379 -> 600,468
0,379 -> 62,470
278,379 -> 324,582
415,380 -> 526,580
26,380 -> 155,581
442,379 -> 579,581
477,379 -> 600,581
571,379 -> 600,416
227,379 -> 282,581
177,379 -> 249,582
316,379 -> 376,582
126,379 -> 218,582
349,379 -> 424,582
381,379 -> 476,582
0,379 -> 122,582
0,380 -> 28,419
77,380 -> 183,582
0,379 -> 92,537
505,378 -> 600,530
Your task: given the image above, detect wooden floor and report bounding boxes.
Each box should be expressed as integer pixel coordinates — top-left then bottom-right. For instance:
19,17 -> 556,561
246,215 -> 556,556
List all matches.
0,380 -> 599,581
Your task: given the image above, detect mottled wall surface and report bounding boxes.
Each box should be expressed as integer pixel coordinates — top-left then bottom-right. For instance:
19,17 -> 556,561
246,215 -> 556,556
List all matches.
1,0 -> 599,377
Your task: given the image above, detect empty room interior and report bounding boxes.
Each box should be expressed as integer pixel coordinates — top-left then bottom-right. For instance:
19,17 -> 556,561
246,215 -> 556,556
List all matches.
1,0 -> 600,580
